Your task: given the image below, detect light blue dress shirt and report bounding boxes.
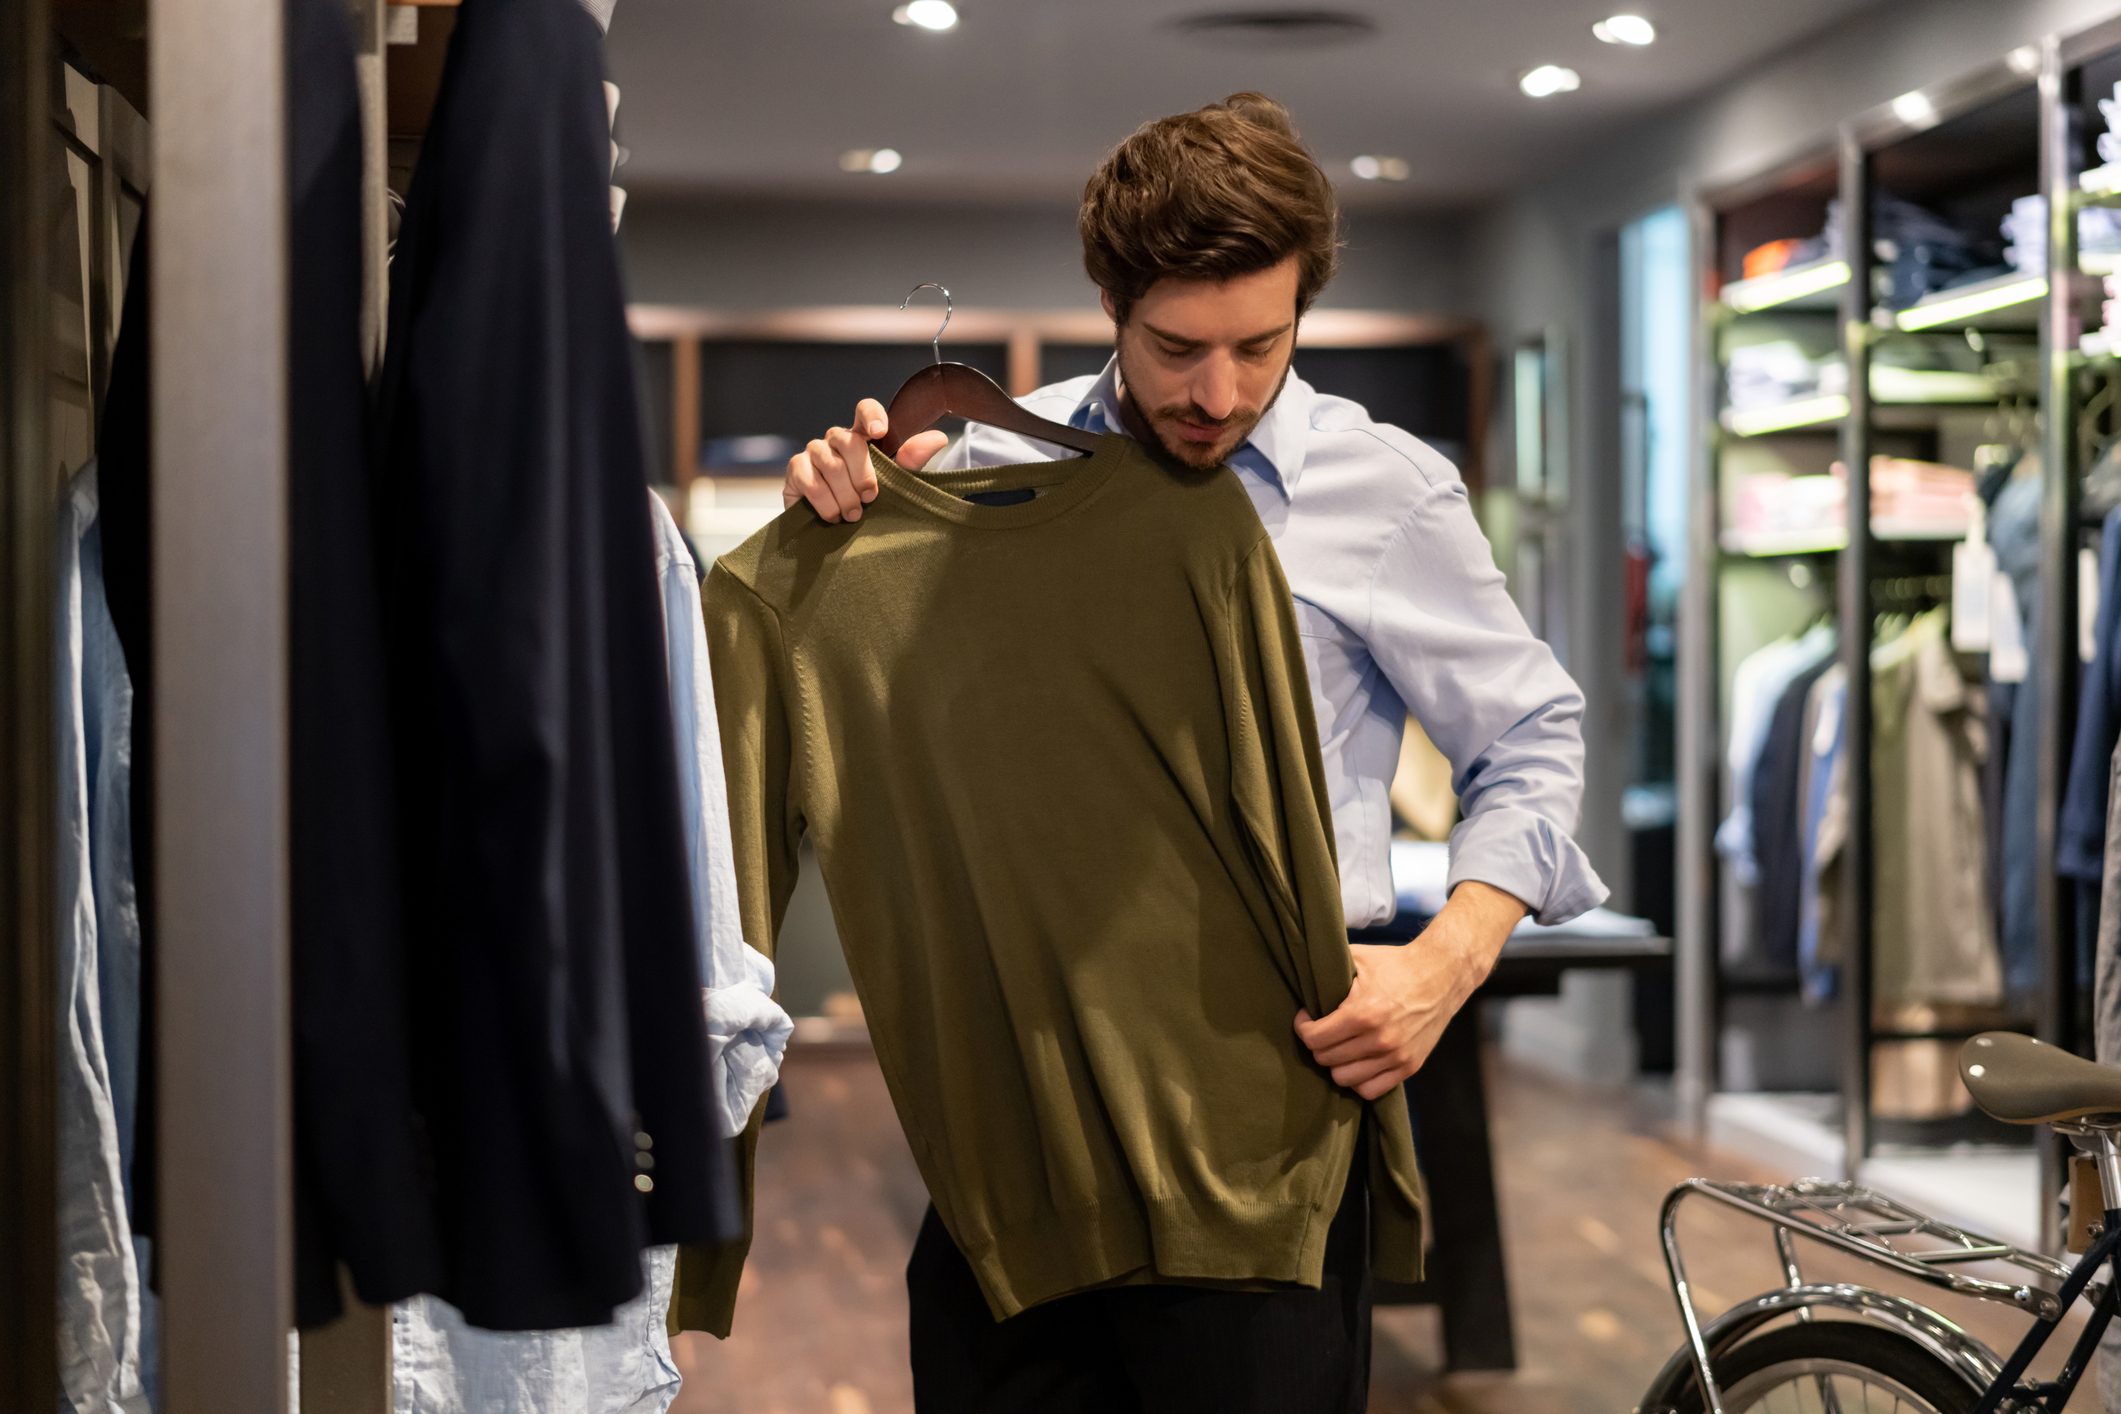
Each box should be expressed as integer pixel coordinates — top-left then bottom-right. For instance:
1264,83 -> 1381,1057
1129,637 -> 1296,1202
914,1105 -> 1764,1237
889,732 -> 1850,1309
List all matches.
932,358 -> 1607,927
647,491 -> 792,1137
56,461 -> 155,1413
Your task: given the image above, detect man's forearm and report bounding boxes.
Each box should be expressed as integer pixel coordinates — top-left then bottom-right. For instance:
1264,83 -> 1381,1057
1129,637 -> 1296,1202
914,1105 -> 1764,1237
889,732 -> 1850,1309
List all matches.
1429,878 -> 1528,1004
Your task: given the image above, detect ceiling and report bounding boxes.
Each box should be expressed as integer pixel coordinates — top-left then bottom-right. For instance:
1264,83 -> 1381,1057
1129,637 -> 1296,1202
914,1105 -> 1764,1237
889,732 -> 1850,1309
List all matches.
605,0 -> 1899,210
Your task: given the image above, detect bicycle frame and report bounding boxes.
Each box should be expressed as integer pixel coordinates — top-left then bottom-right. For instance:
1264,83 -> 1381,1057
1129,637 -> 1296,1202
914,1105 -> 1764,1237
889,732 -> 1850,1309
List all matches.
1645,1175 -> 2121,1413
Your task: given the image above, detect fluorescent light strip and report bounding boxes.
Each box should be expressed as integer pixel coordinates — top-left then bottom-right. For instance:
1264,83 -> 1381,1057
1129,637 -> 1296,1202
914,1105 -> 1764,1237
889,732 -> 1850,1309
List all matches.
1892,276 -> 2047,331
1724,260 -> 1851,313
1723,394 -> 1851,437
1725,529 -> 1846,557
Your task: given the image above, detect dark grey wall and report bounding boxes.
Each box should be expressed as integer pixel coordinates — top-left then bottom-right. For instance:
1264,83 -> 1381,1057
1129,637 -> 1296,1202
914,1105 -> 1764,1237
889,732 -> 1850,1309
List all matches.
1468,0 -> 2121,896
618,195 -> 1475,314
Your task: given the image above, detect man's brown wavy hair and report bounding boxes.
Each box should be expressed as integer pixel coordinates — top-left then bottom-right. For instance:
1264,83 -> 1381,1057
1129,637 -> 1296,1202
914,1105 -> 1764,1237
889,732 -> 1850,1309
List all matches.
1080,92 -> 1341,325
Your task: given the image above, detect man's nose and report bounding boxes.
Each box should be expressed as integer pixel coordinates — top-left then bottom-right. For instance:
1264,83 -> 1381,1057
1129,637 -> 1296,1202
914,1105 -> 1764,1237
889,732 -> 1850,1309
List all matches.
1191,355 -> 1239,421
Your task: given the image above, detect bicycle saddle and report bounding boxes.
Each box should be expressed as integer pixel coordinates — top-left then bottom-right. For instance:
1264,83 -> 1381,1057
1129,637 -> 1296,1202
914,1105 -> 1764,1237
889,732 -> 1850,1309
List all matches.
1960,1031 -> 2121,1124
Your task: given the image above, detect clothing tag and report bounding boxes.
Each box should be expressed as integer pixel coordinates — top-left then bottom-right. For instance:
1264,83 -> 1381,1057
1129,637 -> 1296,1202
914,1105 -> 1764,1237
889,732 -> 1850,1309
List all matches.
1989,572 -> 2029,684
2083,546 -> 2102,665
1951,538 -> 1994,652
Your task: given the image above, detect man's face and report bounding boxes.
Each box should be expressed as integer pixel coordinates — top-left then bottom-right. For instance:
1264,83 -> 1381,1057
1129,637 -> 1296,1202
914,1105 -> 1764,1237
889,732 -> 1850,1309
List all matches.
1106,256 -> 1300,470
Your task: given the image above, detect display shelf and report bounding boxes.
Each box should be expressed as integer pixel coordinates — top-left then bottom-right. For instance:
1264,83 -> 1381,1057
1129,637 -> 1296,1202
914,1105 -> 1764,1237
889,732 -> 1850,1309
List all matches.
1721,520 -> 1967,557
1721,393 -> 1850,437
1721,527 -> 1846,557
1889,272 -> 2048,332
2082,161 -> 2121,205
1721,258 -> 1852,315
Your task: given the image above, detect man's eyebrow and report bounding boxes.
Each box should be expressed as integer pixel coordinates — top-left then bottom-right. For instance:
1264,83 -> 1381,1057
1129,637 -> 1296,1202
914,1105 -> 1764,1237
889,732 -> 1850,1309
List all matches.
1142,321 -> 1294,347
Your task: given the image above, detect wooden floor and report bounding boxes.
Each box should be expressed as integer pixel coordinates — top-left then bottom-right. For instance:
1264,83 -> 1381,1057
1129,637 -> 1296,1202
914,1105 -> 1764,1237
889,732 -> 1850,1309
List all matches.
670,1044 -> 2091,1413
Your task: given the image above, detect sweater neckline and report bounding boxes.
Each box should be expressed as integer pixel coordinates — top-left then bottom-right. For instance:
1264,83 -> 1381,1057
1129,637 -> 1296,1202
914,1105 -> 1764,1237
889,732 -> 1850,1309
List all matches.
868,433 -> 1127,528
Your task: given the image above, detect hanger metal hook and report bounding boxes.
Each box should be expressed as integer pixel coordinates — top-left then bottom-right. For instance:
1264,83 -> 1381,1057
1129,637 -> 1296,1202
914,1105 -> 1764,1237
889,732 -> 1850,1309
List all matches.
901,282 -> 952,365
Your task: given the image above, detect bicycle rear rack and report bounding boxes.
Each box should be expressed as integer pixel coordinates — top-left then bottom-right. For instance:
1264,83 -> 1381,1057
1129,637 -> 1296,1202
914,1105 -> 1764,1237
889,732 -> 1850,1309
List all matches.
1658,1178 -> 2088,1414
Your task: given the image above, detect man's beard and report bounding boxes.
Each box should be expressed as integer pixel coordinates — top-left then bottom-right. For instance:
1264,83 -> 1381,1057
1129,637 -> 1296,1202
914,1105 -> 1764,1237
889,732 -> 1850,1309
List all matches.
1114,344 -> 1292,470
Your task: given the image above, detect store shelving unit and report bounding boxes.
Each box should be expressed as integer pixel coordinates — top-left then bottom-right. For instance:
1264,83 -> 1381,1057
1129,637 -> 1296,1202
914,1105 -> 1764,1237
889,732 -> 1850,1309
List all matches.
1682,47 -> 2082,1250
1680,147 -> 1848,1170
1841,64 -> 2044,1232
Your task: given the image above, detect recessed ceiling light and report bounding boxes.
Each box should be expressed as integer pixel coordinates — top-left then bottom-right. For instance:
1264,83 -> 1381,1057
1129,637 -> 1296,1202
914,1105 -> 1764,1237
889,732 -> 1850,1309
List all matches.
1350,155 -> 1410,182
839,147 -> 904,174
1593,14 -> 1656,46
1520,65 -> 1581,98
892,1 -> 959,31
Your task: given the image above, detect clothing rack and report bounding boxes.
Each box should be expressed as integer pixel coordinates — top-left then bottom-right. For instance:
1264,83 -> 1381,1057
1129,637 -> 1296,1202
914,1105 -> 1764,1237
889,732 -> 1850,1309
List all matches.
4,1 -> 459,1408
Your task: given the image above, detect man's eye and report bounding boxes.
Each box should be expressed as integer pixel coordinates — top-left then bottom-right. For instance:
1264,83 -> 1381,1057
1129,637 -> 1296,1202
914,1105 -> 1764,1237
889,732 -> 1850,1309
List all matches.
1160,344 -> 1190,359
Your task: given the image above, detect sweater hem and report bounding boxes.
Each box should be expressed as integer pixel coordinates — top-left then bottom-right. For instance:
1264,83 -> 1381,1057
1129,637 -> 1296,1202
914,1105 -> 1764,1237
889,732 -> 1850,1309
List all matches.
956,1187 -> 1343,1322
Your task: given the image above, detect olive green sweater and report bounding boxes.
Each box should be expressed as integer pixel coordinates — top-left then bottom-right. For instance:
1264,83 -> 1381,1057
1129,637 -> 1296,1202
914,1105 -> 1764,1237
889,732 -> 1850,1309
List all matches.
678,432 -> 1424,1335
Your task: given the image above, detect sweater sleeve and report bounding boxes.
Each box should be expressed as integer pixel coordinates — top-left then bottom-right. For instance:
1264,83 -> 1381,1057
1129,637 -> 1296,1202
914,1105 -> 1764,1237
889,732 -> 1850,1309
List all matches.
674,561 -> 807,1337
1223,536 -> 1427,1285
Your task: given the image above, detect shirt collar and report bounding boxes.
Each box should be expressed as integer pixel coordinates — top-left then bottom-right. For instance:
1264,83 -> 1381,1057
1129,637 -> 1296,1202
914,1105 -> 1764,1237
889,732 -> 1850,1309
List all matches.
1072,356 -> 1312,497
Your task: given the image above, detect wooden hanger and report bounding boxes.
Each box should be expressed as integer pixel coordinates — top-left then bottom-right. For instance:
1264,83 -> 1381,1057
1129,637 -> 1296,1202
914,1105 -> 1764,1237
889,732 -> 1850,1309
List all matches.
877,283 -> 1103,461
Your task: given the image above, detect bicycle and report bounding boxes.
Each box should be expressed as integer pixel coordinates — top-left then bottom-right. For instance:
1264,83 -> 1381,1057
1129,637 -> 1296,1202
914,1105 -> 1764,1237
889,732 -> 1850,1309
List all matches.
1637,1031 -> 2121,1412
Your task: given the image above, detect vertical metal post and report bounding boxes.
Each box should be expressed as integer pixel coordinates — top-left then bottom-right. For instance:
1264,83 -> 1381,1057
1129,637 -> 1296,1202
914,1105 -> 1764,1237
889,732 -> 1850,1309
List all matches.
351,0 -> 388,371
1676,197 -> 1722,1139
151,0 -> 294,1409
1837,130 -> 1876,1179
2039,34 -> 2086,1255
0,0 -> 58,1404
672,333 -> 701,489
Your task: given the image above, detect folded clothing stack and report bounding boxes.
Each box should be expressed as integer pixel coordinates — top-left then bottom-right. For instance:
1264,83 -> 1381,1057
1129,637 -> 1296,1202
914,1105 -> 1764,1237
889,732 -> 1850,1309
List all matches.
1727,340 -> 1832,411
2098,87 -> 2121,167
1829,193 -> 1996,308
1730,472 -> 1845,542
2000,194 -> 2121,275
1831,456 -> 1975,532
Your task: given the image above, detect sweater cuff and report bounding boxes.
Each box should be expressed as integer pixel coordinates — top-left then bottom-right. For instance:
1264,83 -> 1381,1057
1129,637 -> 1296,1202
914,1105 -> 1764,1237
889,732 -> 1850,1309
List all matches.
1445,806 -> 1609,927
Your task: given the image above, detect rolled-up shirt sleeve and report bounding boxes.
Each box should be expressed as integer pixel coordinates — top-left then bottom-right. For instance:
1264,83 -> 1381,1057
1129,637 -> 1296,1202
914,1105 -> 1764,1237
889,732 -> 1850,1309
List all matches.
1363,474 -> 1609,926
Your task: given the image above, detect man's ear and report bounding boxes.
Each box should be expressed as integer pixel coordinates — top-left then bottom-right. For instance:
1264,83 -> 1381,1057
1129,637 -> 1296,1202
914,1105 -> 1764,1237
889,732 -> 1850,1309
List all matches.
1099,288 -> 1119,325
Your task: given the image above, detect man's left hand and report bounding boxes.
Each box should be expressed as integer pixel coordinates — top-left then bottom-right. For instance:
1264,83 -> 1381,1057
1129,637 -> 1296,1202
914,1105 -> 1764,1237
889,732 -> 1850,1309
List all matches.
1293,880 -> 1528,1100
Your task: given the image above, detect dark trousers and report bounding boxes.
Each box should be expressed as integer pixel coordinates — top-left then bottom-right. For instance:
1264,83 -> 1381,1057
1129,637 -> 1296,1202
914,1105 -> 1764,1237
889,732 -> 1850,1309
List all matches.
906,1158 -> 1372,1413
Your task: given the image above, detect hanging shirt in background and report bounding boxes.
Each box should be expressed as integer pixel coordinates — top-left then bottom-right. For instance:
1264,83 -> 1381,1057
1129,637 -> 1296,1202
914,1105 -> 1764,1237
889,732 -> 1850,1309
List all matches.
1797,665 -> 1846,1003
2060,509 -> 2121,891
685,434 -> 1426,1336
1717,625 -> 1835,977
55,462 -> 152,1414
1990,473 -> 2046,1003
1818,612 -> 2001,1009
647,490 -> 791,1137
390,1249 -> 682,1414
1716,624 -> 1834,888
1748,651 -> 1839,978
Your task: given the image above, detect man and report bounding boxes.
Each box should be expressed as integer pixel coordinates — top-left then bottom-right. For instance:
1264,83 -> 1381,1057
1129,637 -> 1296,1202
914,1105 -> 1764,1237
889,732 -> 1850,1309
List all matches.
784,92 -> 1605,1406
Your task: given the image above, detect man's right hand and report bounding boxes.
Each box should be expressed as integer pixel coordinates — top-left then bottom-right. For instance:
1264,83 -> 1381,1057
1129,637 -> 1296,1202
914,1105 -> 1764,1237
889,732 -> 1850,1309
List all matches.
784,398 -> 951,523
